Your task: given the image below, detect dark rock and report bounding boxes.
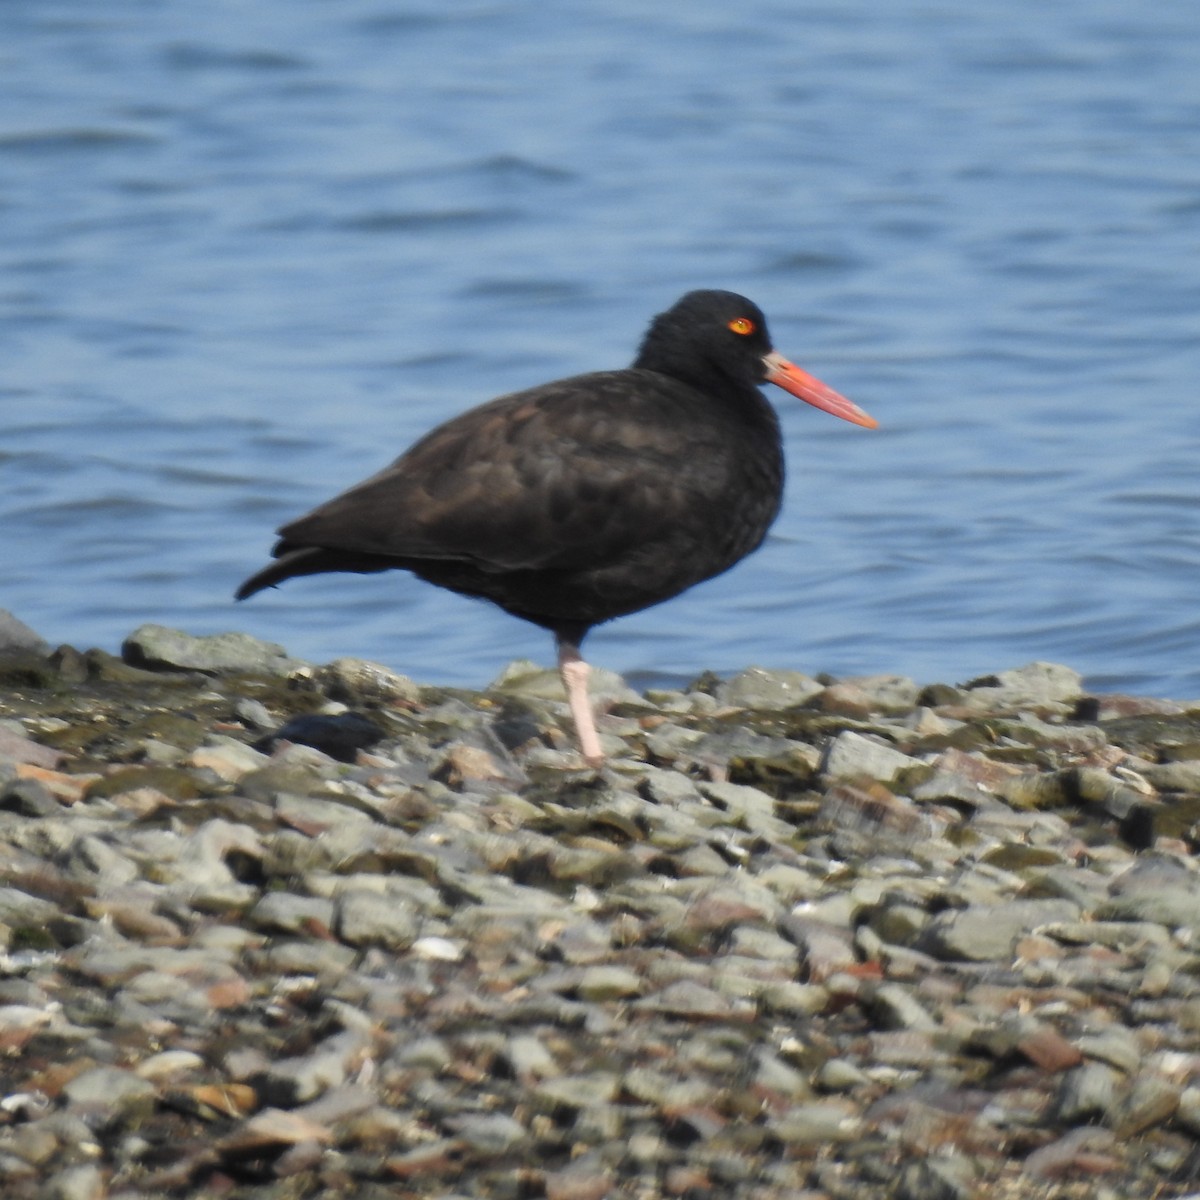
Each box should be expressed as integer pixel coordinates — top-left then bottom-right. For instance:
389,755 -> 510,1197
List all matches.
1119,804 -> 1156,850
254,712 -> 385,762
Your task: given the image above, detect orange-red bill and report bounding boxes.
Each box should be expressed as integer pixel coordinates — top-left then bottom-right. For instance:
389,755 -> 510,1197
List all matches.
763,351 -> 878,429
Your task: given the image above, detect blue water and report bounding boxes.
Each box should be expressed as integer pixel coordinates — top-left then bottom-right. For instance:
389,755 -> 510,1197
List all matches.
3,2 -> 1199,698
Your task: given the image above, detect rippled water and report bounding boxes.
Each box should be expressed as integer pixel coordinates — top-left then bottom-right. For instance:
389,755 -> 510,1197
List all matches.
3,2 -> 1199,697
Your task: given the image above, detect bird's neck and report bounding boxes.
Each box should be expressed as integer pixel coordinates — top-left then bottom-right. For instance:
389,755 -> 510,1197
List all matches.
633,348 -> 766,409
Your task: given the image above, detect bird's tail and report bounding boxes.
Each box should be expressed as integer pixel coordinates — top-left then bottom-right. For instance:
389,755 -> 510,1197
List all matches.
235,545 -> 396,600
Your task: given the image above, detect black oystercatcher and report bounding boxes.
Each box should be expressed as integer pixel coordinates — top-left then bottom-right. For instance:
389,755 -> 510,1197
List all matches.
236,290 -> 877,765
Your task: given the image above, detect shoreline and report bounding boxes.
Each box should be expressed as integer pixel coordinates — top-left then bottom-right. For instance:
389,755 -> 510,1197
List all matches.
1,614 -> 1199,1197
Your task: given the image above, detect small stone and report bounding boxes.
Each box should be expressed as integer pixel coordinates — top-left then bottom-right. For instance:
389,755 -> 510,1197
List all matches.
1177,1085 -> 1200,1136
816,1058 -> 872,1091
697,777 -> 777,821
820,731 -> 921,782
62,1066 -> 157,1114
544,1165 -> 615,1200
817,781 -> 931,843
234,697 -> 276,730
135,1050 -> 206,1081
504,1034 -> 559,1081
1110,1071 -> 1181,1137
443,1111 -> 526,1153
312,657 -> 421,704
895,1154 -> 978,1200
220,1107 -> 334,1153
14,764 -> 97,805
492,659 -> 637,704
1058,1062 -> 1119,1122
188,738 -> 271,782
726,926 -> 799,961
767,1100 -> 860,1144
575,965 -> 643,1001
258,711 -> 385,762
533,1074 -> 620,1113
432,742 -> 511,785
918,899 -> 1080,962
1023,1127 -> 1119,1182
411,935 -> 464,961
866,983 -> 939,1032
0,727 -> 62,769
254,1032 -> 365,1107
638,979 -> 732,1018
782,915 -> 858,980
1016,1023 -> 1083,1072
249,892 -> 336,936
43,1164 -> 105,1200
716,666 -> 823,710
334,890 -> 419,950
0,778 -> 60,817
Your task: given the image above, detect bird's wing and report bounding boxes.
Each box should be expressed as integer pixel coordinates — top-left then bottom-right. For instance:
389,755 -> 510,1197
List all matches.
274,370 -> 731,572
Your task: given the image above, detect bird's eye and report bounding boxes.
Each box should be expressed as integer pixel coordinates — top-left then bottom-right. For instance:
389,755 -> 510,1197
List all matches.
728,317 -> 756,335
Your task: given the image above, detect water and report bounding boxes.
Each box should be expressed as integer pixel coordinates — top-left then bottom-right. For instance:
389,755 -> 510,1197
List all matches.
3,1 -> 1199,698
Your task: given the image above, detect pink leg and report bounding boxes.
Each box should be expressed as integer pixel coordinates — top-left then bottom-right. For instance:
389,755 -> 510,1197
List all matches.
557,641 -> 604,767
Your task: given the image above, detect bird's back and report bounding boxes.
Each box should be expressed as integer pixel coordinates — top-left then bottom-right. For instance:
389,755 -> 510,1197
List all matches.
265,367 -> 785,631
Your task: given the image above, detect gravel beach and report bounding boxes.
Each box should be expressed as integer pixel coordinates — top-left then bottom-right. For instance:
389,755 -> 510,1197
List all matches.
1,611 -> 1199,1199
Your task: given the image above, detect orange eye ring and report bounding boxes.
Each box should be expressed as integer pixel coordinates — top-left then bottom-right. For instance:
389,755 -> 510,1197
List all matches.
728,317 -> 756,335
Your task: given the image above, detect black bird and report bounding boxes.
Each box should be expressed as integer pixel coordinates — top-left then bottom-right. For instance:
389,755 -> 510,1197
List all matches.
236,290 -> 877,765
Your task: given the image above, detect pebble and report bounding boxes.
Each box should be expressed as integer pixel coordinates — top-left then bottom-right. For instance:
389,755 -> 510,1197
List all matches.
820,730 -> 922,782
714,665 -> 824,709
0,623 -> 1196,1199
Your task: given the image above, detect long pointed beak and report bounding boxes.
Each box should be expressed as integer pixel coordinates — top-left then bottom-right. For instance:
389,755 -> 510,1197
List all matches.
763,351 -> 878,429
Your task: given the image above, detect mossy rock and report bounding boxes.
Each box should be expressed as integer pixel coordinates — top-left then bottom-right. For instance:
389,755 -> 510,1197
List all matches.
980,845 -> 1064,872
86,765 -> 207,801
0,651 -> 64,691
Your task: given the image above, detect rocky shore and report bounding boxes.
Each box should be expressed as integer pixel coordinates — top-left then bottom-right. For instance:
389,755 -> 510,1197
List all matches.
1,610 -> 1200,1199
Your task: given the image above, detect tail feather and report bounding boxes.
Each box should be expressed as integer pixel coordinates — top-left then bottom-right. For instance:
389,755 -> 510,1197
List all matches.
234,545 -> 398,600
